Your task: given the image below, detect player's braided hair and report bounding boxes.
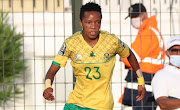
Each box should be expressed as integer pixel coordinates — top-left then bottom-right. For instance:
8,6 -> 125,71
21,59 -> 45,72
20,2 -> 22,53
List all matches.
80,2 -> 102,21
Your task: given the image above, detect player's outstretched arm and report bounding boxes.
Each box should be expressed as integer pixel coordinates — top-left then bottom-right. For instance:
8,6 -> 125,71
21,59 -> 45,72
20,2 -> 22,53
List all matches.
127,49 -> 146,101
43,64 -> 60,101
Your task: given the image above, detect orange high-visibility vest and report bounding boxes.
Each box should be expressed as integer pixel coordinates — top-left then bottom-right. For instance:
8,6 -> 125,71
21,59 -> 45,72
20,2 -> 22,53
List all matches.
122,16 -> 165,74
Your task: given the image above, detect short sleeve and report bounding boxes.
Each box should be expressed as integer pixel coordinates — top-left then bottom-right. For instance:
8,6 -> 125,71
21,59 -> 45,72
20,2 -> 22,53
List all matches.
53,42 -> 70,67
151,71 -> 168,100
117,40 -> 130,58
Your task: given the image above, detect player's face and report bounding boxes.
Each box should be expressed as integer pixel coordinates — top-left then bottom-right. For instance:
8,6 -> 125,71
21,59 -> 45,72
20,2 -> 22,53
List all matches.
80,11 -> 101,40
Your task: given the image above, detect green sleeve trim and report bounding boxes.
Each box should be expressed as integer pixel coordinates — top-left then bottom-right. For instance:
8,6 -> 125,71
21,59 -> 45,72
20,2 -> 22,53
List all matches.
129,48 -> 131,53
128,48 -> 131,57
52,61 -> 60,66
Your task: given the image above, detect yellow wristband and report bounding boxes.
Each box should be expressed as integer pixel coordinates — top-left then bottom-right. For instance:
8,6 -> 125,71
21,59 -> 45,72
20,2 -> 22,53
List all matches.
137,77 -> 145,85
45,84 -> 52,89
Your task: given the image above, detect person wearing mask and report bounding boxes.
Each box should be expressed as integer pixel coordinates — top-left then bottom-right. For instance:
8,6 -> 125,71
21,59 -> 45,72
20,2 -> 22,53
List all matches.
152,36 -> 180,110
43,2 -> 146,110
120,3 -> 165,110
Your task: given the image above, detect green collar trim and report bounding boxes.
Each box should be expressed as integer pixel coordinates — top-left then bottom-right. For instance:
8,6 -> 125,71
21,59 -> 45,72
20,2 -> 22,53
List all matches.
74,56 -> 115,64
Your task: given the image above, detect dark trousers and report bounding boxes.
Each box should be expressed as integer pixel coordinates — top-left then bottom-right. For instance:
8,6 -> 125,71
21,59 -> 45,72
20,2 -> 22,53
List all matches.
122,88 -> 157,110
122,70 -> 157,110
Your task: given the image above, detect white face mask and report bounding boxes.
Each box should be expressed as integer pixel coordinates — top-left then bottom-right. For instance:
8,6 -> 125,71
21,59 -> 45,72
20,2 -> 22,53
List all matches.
169,55 -> 180,67
131,17 -> 142,29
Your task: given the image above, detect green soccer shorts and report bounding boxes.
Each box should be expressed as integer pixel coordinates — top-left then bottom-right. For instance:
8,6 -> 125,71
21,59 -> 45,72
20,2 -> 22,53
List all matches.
64,103 -> 95,110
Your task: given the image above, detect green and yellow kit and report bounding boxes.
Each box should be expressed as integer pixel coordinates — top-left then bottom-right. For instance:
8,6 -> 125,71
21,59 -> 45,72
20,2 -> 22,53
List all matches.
53,31 -> 130,110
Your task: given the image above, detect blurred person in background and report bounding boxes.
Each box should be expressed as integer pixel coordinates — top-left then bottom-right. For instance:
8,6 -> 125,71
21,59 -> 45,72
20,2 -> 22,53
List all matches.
152,36 -> 180,110
43,2 -> 146,110
120,3 -> 165,110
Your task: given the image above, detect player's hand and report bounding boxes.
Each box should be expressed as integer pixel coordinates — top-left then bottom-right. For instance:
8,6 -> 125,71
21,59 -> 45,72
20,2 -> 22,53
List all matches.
136,85 -> 146,101
43,87 -> 55,101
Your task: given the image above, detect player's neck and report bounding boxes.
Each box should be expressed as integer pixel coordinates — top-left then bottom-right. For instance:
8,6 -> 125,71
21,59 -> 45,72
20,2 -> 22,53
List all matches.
83,36 -> 99,48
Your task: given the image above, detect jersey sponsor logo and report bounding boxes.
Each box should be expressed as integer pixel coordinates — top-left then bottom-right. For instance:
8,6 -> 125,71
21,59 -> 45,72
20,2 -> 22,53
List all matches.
58,42 -> 66,56
75,54 -> 82,60
120,40 -> 126,48
104,53 -> 110,60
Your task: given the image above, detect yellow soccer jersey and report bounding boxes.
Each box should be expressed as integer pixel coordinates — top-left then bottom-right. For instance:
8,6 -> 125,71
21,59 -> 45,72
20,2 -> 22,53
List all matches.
53,31 -> 130,110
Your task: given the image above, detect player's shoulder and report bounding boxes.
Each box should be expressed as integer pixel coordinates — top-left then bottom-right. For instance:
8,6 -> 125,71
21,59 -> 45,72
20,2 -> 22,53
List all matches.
100,30 -> 118,39
65,31 -> 81,43
100,30 -> 116,36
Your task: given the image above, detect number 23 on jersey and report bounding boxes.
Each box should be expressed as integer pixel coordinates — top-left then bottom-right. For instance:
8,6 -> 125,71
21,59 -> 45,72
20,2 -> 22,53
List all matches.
84,67 -> 101,80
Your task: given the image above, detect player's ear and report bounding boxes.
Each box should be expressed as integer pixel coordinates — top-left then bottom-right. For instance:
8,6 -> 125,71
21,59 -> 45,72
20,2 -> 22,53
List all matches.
79,19 -> 82,27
